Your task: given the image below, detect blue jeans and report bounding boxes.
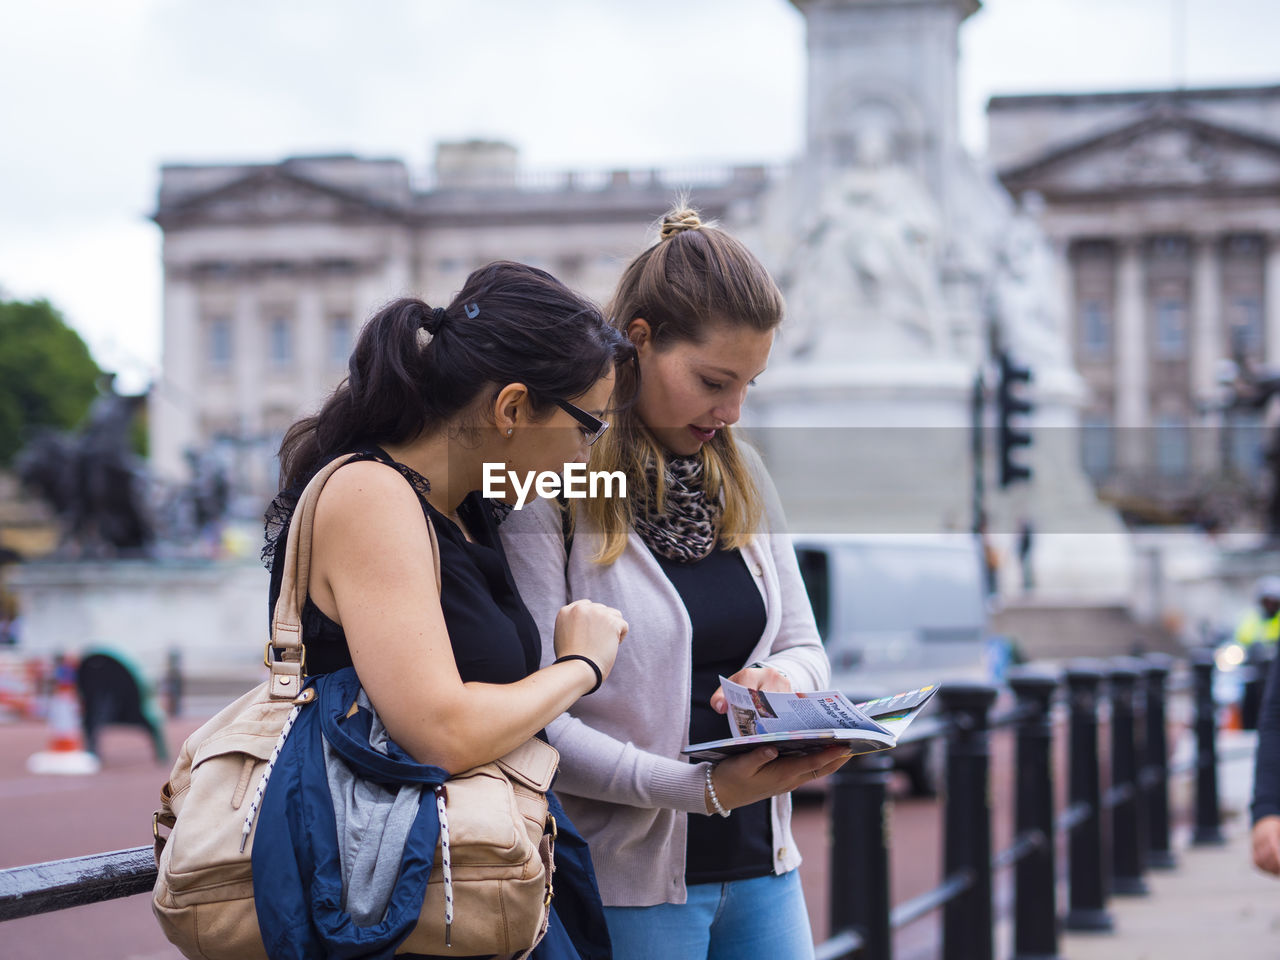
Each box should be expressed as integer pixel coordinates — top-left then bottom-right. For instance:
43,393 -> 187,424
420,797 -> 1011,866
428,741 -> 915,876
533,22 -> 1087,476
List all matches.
603,869 -> 815,960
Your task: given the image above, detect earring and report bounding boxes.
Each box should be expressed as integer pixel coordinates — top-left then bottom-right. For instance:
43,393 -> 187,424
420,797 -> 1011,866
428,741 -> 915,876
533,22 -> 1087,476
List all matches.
507,428 -> 513,437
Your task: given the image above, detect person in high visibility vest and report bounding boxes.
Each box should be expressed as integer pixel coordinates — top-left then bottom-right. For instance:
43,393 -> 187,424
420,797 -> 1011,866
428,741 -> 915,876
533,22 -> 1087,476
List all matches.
1237,577 -> 1280,732
1236,577 -> 1280,649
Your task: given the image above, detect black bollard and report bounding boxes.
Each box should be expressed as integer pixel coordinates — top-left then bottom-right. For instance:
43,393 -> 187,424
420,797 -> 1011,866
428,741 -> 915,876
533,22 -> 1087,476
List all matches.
164,649 -> 183,719
940,683 -> 999,960
829,750 -> 893,960
1241,646 -> 1269,731
1141,653 -> 1176,869
1107,658 -> 1149,895
1191,650 -> 1226,845
1008,669 -> 1064,960
1063,661 -> 1114,931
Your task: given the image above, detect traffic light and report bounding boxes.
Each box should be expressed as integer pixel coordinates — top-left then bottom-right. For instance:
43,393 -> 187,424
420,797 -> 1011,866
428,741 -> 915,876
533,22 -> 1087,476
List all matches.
997,351 -> 1033,488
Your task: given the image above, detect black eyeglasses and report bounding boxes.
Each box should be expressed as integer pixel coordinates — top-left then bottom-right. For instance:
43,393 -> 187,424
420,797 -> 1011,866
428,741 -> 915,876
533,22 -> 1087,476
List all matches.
553,398 -> 609,446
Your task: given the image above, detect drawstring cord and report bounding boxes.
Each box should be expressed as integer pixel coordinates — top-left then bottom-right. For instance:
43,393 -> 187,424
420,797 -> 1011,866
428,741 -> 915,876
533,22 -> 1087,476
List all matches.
435,786 -> 453,946
240,702 -> 302,852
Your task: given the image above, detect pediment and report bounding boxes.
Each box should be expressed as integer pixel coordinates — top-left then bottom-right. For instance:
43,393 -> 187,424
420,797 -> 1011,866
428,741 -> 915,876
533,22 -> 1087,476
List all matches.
157,168 -> 400,226
999,112 -> 1280,197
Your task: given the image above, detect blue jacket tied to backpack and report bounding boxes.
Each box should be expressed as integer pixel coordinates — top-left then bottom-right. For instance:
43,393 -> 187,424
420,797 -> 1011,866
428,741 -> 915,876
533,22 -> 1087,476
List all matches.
251,667 -> 611,960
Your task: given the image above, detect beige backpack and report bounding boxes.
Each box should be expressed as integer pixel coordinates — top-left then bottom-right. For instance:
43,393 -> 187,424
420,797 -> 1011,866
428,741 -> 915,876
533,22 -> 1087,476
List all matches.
152,454 -> 559,959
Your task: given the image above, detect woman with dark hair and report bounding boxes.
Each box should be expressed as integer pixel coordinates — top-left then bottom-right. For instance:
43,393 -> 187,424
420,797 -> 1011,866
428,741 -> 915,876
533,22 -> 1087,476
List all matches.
263,260 -> 631,959
500,211 -> 843,958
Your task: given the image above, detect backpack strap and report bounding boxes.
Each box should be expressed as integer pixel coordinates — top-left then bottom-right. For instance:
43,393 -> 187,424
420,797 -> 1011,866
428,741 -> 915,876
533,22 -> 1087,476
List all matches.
268,454 -> 442,699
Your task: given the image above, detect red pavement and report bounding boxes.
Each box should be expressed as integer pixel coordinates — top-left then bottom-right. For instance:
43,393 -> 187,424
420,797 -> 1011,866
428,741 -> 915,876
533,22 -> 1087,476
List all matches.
0,718 -> 204,960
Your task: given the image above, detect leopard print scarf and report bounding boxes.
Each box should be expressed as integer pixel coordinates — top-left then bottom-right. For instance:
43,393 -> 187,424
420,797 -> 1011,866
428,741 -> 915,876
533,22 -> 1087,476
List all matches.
632,454 -> 721,563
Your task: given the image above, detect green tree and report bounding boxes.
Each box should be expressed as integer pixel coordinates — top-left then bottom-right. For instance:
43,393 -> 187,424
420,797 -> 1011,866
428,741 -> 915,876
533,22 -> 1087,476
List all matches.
0,297 -> 102,465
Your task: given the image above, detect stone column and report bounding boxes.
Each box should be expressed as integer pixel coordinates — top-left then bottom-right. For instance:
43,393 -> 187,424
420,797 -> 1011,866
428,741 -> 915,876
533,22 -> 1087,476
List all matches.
1267,235 -> 1280,368
295,281 -> 325,414
149,269 -> 199,481
232,283 -> 261,442
1115,238 -> 1148,474
1053,238 -> 1074,347
1191,236 -> 1221,474
1191,236 -> 1221,400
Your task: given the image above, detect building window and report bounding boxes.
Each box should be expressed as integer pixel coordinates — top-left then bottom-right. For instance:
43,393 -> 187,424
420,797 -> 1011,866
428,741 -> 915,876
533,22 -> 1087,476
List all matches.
1226,235 -> 1262,256
1230,296 -> 1263,355
195,261 -> 236,281
1079,299 -> 1110,359
1227,411 -> 1265,478
268,316 -> 293,369
207,317 -> 232,371
329,314 -> 351,366
1081,413 -> 1113,480
1151,236 -> 1189,259
1154,299 -> 1187,358
1154,415 -> 1190,478
318,258 -> 358,276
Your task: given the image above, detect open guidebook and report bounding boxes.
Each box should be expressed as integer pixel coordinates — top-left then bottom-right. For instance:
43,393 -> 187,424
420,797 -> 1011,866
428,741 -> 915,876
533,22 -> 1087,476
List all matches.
681,676 -> 940,762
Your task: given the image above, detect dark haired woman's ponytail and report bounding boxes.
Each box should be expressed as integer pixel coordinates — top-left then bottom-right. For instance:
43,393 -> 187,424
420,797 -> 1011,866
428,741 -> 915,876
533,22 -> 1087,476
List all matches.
345,300 -> 430,410
422,306 -> 448,335
280,298 -> 435,489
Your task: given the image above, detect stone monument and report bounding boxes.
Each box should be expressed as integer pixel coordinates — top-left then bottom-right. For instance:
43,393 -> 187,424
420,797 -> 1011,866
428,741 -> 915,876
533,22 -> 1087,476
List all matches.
740,0 -> 1132,600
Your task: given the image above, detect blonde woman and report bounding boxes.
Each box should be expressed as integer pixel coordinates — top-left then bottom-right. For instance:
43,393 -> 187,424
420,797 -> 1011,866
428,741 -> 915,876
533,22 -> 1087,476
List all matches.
500,209 -> 845,958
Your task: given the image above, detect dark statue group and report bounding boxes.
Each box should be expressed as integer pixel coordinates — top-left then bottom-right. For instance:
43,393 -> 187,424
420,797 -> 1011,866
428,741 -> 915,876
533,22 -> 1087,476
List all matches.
16,375 -> 228,558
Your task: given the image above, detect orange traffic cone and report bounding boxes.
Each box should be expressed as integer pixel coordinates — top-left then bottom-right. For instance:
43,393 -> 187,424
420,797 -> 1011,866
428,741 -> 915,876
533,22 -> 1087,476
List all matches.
27,661 -> 100,775
1223,700 -> 1243,733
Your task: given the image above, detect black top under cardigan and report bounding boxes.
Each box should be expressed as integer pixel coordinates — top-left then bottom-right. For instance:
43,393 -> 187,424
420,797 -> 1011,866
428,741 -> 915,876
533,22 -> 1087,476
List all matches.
655,546 -> 774,883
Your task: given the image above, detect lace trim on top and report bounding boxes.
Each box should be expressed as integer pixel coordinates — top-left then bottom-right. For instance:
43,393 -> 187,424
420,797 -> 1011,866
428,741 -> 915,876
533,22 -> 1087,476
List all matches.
260,451 -> 433,568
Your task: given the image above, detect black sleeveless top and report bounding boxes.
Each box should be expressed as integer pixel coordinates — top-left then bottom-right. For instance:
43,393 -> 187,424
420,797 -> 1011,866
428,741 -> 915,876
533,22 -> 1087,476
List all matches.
266,448 -> 542,683
266,450 -> 550,960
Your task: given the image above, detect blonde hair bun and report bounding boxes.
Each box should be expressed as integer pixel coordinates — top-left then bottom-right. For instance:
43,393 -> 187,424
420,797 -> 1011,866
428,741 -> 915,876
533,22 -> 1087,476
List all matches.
659,207 -> 703,241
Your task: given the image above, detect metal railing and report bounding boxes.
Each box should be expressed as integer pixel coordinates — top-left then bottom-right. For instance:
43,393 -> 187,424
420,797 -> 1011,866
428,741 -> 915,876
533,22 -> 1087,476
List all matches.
814,650 -> 1244,960
0,650 -> 1253,960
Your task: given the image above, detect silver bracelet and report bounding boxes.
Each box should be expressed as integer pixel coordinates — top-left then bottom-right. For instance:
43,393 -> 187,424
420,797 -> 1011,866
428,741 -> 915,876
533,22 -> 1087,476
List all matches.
705,764 -> 730,818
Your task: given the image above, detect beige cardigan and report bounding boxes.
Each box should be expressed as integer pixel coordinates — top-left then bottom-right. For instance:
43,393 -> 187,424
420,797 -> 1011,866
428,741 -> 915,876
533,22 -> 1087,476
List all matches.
499,446 -> 830,906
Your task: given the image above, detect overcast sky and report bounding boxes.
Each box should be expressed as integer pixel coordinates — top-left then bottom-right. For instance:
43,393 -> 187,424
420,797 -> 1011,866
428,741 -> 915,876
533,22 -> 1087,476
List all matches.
1,0 -> 1277,391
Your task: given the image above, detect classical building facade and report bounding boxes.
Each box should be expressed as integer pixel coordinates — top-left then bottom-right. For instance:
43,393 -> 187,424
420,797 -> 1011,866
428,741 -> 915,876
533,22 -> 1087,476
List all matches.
988,84 -> 1280,521
152,76 -> 1280,527
150,146 -> 772,502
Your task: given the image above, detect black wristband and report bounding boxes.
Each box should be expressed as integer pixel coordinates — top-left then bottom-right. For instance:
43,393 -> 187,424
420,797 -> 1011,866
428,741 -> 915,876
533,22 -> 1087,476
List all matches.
554,654 -> 603,695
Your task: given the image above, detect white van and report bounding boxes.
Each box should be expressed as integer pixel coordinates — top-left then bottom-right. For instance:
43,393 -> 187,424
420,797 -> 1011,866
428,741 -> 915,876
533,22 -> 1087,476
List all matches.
790,533 -> 992,794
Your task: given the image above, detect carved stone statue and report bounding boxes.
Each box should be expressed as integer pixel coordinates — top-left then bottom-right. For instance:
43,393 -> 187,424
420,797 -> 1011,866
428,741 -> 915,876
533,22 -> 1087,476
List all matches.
987,192 -> 1072,376
776,162 -> 947,363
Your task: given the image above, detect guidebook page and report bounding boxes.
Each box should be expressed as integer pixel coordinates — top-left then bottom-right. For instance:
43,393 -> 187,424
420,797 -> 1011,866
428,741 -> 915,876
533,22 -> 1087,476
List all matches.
719,675 -> 889,738
852,685 -> 940,738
